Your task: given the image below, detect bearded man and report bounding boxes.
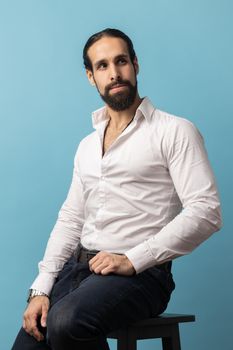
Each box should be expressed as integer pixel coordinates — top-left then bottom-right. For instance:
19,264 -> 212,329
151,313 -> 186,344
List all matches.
12,28 -> 222,350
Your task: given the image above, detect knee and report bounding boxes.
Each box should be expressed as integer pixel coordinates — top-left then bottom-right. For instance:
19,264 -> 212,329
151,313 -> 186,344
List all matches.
47,304 -> 69,341
47,302 -> 101,343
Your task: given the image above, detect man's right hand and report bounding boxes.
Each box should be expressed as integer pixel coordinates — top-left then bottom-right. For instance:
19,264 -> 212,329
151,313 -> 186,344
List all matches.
23,296 -> 50,342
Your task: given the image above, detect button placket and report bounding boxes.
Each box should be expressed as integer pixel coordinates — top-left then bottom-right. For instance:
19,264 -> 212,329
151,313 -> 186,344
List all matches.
95,155 -> 109,231
101,117 -> 140,159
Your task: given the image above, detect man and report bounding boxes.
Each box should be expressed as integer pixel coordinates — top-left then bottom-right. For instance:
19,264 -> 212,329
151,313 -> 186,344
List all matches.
12,28 -> 222,350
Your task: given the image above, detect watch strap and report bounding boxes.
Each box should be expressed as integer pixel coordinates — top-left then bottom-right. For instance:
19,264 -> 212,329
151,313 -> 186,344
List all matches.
27,289 -> 48,303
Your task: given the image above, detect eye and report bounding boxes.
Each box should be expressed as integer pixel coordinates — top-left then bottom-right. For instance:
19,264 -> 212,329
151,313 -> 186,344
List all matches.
97,62 -> 107,70
117,58 -> 127,65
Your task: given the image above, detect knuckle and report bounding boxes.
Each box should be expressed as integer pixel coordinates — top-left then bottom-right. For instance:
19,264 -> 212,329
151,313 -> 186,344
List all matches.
24,315 -> 29,322
105,257 -> 110,264
31,326 -> 37,333
24,308 -> 29,316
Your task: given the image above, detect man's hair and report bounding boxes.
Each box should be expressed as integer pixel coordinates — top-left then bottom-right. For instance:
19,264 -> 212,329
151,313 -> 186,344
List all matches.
83,28 -> 136,72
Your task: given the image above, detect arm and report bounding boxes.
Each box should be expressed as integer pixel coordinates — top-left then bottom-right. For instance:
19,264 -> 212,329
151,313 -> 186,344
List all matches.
23,146 -> 85,340
125,118 -> 222,273
30,146 -> 85,295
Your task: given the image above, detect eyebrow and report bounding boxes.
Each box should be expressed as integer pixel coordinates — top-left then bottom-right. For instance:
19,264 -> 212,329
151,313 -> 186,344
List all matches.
94,54 -> 129,69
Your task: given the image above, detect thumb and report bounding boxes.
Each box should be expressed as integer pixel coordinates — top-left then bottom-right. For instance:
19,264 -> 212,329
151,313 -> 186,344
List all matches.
41,304 -> 48,328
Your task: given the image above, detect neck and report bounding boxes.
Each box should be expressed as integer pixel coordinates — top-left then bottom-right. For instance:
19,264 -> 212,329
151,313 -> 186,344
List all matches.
106,93 -> 142,130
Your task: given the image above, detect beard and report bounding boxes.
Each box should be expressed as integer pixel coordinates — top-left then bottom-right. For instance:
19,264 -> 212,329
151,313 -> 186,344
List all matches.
97,78 -> 138,111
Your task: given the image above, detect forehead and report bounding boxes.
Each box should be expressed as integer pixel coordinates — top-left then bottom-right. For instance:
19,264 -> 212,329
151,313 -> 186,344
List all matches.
87,36 -> 129,64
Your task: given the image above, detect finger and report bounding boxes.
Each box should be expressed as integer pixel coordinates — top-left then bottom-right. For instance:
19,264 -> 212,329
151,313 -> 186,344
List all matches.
27,314 -> 43,341
92,260 -> 110,274
23,314 -> 31,333
101,265 -> 115,275
31,325 -> 44,342
89,252 -> 104,266
91,261 -> 105,274
24,320 -> 44,342
100,255 -> 124,275
89,254 -> 105,271
41,307 -> 48,328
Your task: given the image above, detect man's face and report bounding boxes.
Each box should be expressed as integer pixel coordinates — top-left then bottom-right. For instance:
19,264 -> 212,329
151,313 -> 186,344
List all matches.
86,36 -> 139,111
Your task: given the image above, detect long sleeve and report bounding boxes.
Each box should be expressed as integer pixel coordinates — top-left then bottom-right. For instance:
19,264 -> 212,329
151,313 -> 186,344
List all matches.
125,118 -> 222,273
30,148 -> 85,295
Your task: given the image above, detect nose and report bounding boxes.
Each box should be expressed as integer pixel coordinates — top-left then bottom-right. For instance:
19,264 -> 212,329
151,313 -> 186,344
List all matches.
109,64 -> 120,81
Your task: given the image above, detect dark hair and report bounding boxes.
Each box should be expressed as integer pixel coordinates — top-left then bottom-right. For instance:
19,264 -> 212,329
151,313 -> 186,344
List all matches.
83,28 -> 136,71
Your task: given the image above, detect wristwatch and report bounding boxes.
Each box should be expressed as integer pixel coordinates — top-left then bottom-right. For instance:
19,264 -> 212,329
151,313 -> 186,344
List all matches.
27,289 -> 48,303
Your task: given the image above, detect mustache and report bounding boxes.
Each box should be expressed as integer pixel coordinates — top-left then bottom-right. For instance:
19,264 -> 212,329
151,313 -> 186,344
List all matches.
105,79 -> 131,92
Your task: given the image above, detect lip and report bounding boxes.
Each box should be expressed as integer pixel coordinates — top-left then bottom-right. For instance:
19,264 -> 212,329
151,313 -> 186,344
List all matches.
110,84 -> 127,91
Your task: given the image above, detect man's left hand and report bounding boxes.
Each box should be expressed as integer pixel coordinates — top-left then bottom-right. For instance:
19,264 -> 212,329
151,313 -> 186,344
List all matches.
89,252 -> 135,276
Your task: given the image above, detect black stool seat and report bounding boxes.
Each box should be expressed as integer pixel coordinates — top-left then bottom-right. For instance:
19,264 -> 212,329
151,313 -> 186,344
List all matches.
108,313 -> 195,350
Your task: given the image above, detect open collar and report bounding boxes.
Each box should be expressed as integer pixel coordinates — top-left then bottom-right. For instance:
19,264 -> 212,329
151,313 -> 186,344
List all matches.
91,97 -> 156,130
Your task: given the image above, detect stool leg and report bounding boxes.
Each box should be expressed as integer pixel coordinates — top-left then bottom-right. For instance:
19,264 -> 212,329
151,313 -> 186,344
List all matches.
162,324 -> 181,350
117,331 -> 137,350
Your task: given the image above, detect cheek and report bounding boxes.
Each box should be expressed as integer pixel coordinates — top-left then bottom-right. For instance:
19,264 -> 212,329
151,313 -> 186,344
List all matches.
125,67 -> 137,82
95,80 -> 105,93
94,75 -> 108,91
128,73 -> 137,86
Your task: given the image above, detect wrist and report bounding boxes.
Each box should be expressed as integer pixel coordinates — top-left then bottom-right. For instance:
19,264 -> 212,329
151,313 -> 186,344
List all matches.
27,289 -> 49,303
123,255 -> 136,274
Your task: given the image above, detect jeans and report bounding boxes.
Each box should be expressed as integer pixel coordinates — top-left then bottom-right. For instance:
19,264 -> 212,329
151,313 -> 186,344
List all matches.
12,255 -> 175,350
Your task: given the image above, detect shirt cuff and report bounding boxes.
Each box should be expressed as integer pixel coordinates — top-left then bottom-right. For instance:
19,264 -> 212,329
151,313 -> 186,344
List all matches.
30,273 -> 56,296
125,242 -> 156,274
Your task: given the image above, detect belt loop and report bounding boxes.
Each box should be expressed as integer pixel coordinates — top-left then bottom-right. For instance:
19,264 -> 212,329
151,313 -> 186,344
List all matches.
74,242 -> 82,261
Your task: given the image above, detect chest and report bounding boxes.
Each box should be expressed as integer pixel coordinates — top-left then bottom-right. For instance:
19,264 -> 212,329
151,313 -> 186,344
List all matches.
79,122 -> 168,192
103,127 -> 123,155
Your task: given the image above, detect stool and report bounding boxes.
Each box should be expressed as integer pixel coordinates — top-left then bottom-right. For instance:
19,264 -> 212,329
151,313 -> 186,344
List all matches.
108,313 -> 195,350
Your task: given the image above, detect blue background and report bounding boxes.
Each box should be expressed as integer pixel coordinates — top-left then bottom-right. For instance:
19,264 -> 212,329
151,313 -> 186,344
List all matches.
0,1 -> 232,349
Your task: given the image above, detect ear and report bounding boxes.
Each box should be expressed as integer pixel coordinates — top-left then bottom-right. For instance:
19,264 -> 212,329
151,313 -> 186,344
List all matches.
86,69 -> 96,86
133,56 -> 139,75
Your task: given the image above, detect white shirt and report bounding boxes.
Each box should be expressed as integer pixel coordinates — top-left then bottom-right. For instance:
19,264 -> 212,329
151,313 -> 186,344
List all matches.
31,97 -> 222,295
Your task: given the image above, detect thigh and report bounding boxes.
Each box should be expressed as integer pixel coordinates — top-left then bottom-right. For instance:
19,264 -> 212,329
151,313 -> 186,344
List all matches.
12,258 -> 92,350
49,256 -> 92,307
11,326 -> 50,350
48,265 -> 174,336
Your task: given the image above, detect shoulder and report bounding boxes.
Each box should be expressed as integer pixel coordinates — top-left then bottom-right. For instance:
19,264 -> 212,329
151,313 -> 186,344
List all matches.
152,108 -> 196,129
151,108 -> 203,142
149,109 -> 204,163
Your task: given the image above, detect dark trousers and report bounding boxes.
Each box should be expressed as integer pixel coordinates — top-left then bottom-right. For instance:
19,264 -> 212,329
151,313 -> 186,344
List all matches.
12,255 -> 175,350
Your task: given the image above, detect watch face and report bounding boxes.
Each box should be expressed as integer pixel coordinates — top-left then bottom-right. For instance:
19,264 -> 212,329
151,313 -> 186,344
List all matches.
27,290 -> 33,303
27,289 -> 38,302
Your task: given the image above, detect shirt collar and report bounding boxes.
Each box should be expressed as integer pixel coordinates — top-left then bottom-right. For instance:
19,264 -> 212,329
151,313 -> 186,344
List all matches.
136,97 -> 156,122
91,97 -> 156,129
